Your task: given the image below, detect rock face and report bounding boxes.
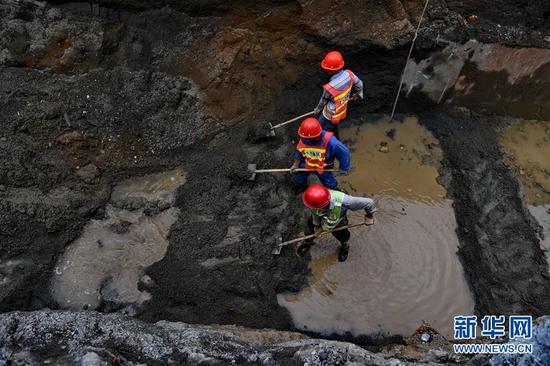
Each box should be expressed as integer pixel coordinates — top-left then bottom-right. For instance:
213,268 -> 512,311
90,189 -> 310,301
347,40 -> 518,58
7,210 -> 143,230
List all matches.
491,316 -> 550,366
402,41 -> 550,120
0,309 -> 472,365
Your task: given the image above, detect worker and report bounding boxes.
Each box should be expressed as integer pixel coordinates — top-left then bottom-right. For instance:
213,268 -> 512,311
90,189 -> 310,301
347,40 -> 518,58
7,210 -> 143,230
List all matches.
298,184 -> 376,262
314,50 -> 364,139
291,117 -> 350,193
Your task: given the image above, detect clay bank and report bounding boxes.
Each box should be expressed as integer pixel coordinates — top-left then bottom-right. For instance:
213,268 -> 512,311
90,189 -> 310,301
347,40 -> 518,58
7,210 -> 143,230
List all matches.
1,0 -> 550,365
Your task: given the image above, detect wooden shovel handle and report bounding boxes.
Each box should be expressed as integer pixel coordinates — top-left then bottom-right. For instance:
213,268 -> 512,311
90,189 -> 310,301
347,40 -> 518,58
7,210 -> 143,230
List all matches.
279,221 -> 366,246
270,110 -> 316,130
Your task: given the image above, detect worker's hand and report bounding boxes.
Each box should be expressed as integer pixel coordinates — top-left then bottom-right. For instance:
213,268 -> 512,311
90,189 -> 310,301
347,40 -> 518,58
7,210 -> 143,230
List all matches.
313,106 -> 321,115
339,170 -> 349,176
364,213 -> 375,226
290,163 -> 299,174
314,226 -> 323,236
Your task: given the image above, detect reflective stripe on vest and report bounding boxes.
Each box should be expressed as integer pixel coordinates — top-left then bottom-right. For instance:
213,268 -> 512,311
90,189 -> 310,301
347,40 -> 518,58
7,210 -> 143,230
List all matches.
296,132 -> 334,173
322,70 -> 354,124
314,190 -> 345,231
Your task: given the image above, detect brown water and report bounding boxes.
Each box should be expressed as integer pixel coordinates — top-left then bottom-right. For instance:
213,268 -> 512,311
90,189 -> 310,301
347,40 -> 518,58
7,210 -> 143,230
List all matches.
338,116 -> 446,202
278,117 -> 474,338
499,120 -> 550,265
51,169 -> 185,313
499,120 -> 550,206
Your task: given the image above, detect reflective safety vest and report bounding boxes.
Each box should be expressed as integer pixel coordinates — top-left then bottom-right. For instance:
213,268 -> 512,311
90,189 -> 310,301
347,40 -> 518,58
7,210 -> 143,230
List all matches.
312,190 -> 346,231
296,132 -> 334,173
322,70 -> 355,124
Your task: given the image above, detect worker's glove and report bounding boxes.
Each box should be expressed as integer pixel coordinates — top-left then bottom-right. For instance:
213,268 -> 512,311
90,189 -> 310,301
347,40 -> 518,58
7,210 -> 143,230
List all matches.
313,226 -> 323,236
313,106 -> 322,115
364,213 -> 375,226
290,163 -> 299,174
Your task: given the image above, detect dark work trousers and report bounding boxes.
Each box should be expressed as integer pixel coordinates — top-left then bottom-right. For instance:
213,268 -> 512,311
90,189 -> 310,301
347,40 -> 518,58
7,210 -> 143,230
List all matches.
304,214 -> 350,245
318,114 -> 340,140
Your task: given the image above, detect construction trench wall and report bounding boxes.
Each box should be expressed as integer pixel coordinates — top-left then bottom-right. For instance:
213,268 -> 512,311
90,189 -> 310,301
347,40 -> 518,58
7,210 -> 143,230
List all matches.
1,0 -> 550,364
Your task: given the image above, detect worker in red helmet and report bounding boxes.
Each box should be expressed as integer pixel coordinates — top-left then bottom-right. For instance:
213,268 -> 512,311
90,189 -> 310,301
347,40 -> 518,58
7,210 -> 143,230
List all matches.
299,184 -> 376,262
291,117 -> 350,193
314,51 -> 364,139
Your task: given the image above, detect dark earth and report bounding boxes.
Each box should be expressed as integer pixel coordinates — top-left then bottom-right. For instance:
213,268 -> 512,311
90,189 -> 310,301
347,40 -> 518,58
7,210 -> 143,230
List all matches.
1,0 -> 550,364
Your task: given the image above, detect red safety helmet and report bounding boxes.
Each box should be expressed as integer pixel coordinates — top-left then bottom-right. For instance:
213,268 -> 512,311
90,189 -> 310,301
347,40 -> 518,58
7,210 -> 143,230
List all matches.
321,51 -> 344,71
298,117 -> 322,139
302,184 -> 331,209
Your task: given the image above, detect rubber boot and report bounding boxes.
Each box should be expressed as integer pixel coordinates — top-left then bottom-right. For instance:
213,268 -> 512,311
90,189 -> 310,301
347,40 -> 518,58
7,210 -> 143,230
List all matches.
297,241 -> 313,257
338,242 -> 349,262
365,213 -> 375,226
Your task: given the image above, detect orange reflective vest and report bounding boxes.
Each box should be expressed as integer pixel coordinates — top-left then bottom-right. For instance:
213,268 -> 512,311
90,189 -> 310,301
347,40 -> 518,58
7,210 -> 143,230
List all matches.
296,132 -> 334,173
323,70 -> 355,124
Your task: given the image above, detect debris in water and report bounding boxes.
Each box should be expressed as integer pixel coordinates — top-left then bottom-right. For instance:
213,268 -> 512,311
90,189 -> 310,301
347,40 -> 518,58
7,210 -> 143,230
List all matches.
467,15 -> 478,24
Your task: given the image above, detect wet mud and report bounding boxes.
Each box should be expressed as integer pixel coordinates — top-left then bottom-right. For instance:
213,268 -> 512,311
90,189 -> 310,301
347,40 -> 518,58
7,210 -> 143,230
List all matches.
2,0 -> 550,357
499,120 -> 550,205
499,120 -> 550,270
420,108 -> 550,317
51,169 -> 184,313
278,117 -> 474,338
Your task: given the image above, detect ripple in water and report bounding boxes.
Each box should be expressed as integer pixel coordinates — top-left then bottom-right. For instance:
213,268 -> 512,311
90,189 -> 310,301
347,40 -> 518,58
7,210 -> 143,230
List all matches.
278,117 -> 474,338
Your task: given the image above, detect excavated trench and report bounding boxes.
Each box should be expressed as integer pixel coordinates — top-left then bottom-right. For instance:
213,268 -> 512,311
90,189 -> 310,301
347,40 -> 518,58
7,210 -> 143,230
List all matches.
1,0 -> 550,361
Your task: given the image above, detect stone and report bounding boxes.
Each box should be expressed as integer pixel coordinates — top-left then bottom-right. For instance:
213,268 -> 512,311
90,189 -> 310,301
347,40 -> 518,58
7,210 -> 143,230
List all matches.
76,164 -> 100,183
58,131 -> 83,145
77,352 -> 105,366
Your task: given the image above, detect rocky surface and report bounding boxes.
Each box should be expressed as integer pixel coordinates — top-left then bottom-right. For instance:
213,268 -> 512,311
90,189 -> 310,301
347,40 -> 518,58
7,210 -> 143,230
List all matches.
0,309 -> 476,365
402,41 -> 550,120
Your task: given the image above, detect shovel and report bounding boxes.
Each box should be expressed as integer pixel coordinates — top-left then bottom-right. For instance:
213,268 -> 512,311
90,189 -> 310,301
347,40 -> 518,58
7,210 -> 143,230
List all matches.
266,95 -> 364,136
267,110 -> 316,136
271,221 -> 368,255
248,164 -> 339,181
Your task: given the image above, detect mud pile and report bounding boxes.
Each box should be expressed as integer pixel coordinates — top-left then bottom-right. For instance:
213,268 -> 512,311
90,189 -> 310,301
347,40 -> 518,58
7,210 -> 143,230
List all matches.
1,0 -> 550,364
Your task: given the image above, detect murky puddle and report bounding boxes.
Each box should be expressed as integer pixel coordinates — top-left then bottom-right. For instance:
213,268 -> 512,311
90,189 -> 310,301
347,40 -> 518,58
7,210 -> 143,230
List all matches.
499,120 -> 550,256
278,117 -> 474,338
51,169 -> 185,313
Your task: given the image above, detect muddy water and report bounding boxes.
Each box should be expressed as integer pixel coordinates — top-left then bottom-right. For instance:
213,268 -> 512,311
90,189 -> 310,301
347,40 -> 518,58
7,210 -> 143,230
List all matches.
499,120 -> 550,264
51,169 -> 185,313
278,117 -> 474,338
499,120 -> 550,206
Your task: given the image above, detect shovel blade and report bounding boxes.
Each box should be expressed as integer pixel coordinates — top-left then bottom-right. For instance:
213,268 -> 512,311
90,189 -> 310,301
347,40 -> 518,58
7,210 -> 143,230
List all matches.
247,163 -> 257,181
268,122 -> 276,137
272,237 -> 284,255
